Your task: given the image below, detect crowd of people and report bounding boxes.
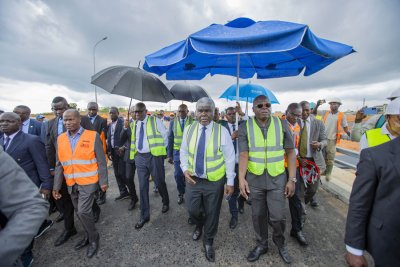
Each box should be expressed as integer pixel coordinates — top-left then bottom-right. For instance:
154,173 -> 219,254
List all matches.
0,88 -> 399,266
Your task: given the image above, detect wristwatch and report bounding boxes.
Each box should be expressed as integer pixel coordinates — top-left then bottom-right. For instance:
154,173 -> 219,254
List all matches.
289,177 -> 297,183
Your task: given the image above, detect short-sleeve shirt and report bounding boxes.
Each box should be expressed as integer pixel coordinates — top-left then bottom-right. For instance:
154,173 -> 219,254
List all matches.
323,112 -> 348,140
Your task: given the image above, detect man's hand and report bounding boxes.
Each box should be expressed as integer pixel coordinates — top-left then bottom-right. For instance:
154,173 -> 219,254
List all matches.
107,152 -> 112,161
298,157 -> 307,167
52,190 -> 62,200
184,171 -> 196,185
100,184 -> 108,192
167,157 -> 174,164
236,102 -> 245,116
124,119 -> 129,128
284,181 -> 295,198
224,185 -> 234,197
40,188 -> 51,200
50,170 -> 55,176
231,130 -> 238,140
310,141 -> 321,150
355,109 -> 367,123
345,252 -> 368,267
317,99 -> 325,106
239,178 -> 250,199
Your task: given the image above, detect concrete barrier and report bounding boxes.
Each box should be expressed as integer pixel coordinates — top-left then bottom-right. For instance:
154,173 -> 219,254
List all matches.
320,166 -> 355,204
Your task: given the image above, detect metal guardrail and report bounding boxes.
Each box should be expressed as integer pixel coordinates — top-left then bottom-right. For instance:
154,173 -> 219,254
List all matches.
335,147 -> 360,170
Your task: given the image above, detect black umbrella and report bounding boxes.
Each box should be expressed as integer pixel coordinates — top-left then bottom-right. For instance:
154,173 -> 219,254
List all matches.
166,82 -> 209,103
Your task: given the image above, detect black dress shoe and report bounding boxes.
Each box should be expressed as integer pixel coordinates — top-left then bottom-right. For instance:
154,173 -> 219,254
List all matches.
311,199 -> 319,207
55,213 -> 64,223
115,192 -> 130,201
291,231 -> 308,246
278,246 -> 292,264
177,195 -> 184,205
128,199 -> 138,211
86,240 -> 99,258
135,218 -> 149,229
238,207 -> 244,214
54,228 -> 77,247
247,246 -> 268,262
203,244 -> 215,262
229,216 -> 238,229
74,237 -> 89,250
93,207 -> 101,223
192,226 -> 202,241
161,205 -> 169,213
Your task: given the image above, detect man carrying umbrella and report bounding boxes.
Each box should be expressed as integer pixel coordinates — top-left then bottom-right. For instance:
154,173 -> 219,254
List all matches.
180,97 -> 235,262
167,104 -> 193,205
129,102 -> 170,229
238,95 -> 296,264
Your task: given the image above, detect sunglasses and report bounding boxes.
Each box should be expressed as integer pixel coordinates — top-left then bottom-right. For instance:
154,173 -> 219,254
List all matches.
256,103 -> 271,109
134,110 -> 145,114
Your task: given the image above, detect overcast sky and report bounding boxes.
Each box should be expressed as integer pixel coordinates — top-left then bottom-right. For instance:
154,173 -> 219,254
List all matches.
1,0 -> 399,114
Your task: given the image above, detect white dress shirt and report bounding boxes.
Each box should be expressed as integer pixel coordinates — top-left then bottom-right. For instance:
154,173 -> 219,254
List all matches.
227,122 -> 239,163
300,117 -> 312,158
135,115 -> 168,154
359,122 -> 396,151
180,121 -> 236,186
3,130 -> 20,150
21,118 -> 30,134
110,120 -> 117,148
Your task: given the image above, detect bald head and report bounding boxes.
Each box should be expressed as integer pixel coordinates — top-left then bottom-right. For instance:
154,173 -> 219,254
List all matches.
0,112 -> 22,135
13,105 -> 31,122
63,109 -> 81,133
285,103 -> 302,125
87,102 -> 99,117
253,95 -> 269,105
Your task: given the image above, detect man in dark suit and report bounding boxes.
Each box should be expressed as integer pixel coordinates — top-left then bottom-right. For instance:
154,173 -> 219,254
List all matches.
0,112 -> 53,265
87,102 -> 108,205
13,105 -> 42,136
345,137 -> 400,266
45,96 -> 98,247
107,107 -> 130,200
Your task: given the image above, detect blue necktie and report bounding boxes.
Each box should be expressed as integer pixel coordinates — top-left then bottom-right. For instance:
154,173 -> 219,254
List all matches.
3,136 -> 10,150
138,121 -> 144,150
180,119 -> 185,131
232,124 -> 237,154
195,126 -> 206,176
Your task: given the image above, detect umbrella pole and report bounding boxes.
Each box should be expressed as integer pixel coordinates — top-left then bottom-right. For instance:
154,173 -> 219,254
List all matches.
128,97 -> 133,122
246,97 -> 248,116
236,54 -> 240,128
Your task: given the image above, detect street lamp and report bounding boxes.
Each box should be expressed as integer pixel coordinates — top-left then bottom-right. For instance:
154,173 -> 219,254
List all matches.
93,36 -> 108,103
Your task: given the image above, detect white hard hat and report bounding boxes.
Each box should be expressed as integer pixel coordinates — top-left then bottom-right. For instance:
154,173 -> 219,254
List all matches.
328,97 -> 342,104
384,97 -> 400,115
387,88 -> 400,100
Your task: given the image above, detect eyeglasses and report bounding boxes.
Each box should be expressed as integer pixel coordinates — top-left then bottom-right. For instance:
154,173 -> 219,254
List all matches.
134,110 -> 145,114
289,112 -> 301,118
256,103 -> 271,109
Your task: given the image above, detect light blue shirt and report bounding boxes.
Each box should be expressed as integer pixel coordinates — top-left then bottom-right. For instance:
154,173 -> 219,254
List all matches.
58,117 -> 64,136
21,118 -> 30,134
67,127 -> 84,152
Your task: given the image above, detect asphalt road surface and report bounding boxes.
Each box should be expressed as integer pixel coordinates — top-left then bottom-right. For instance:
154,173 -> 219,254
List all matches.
33,163 -> 373,266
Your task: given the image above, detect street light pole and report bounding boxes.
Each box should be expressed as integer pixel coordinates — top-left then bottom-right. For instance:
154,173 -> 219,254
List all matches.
93,36 -> 108,103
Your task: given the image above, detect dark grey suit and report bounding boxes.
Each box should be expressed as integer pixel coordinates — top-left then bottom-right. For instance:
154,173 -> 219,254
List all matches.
345,137 -> 400,266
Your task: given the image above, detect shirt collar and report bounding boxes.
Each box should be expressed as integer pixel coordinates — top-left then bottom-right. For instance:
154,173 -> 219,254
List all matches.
4,130 -> 20,140
67,127 -> 84,138
22,118 -> 30,126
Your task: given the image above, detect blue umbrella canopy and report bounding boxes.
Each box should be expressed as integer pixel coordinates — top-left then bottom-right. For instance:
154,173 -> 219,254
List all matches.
220,83 -> 279,104
144,17 -> 354,80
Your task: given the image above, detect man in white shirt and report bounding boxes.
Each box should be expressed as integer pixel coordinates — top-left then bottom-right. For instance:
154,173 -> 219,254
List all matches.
180,97 -> 235,262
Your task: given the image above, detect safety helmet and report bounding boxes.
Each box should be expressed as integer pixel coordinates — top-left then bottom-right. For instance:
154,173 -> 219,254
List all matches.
299,159 -> 321,185
328,97 -> 342,105
387,88 -> 400,100
384,97 -> 400,115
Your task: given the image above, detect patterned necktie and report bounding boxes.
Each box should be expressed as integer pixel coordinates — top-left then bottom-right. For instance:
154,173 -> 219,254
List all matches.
181,119 -> 185,131
3,136 -> 11,150
138,121 -> 144,150
232,124 -> 237,154
299,120 -> 308,157
195,126 -> 207,176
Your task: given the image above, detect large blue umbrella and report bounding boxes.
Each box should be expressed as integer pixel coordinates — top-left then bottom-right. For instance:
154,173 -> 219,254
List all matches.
220,83 -> 279,104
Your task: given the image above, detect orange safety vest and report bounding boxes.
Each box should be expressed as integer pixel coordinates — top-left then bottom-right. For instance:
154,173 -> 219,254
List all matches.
57,130 -> 99,186
323,111 -> 344,144
285,121 -> 300,167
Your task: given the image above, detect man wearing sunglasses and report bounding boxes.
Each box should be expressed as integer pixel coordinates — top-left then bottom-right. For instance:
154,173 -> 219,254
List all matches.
238,95 -> 296,264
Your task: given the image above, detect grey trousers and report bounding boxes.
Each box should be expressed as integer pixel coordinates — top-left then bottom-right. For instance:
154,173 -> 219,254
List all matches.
135,153 -> 169,220
185,177 -> 225,245
70,184 -> 99,242
247,171 -> 287,249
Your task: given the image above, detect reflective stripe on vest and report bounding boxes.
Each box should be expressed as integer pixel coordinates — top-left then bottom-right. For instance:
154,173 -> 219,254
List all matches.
129,116 -> 166,159
187,122 -> 225,181
57,130 -> 99,186
365,128 -> 391,148
173,117 -> 193,150
323,111 -> 344,144
247,116 -> 285,176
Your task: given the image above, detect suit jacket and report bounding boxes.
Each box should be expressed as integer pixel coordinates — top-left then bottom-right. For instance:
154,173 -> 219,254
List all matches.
298,115 -> 327,172
1,131 -> 52,190
0,147 -> 49,267
107,117 -> 124,153
45,115 -> 94,169
90,115 -> 108,138
345,137 -> 400,266
27,119 -> 42,136
120,122 -> 133,162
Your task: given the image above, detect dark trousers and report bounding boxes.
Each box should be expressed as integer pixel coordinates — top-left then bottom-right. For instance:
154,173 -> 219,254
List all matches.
228,164 -> 245,218
173,161 -> 185,195
125,160 -> 138,201
248,173 -> 286,249
288,168 -> 304,233
56,179 -> 75,231
135,153 -> 169,220
111,149 -> 128,195
186,177 -> 225,246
